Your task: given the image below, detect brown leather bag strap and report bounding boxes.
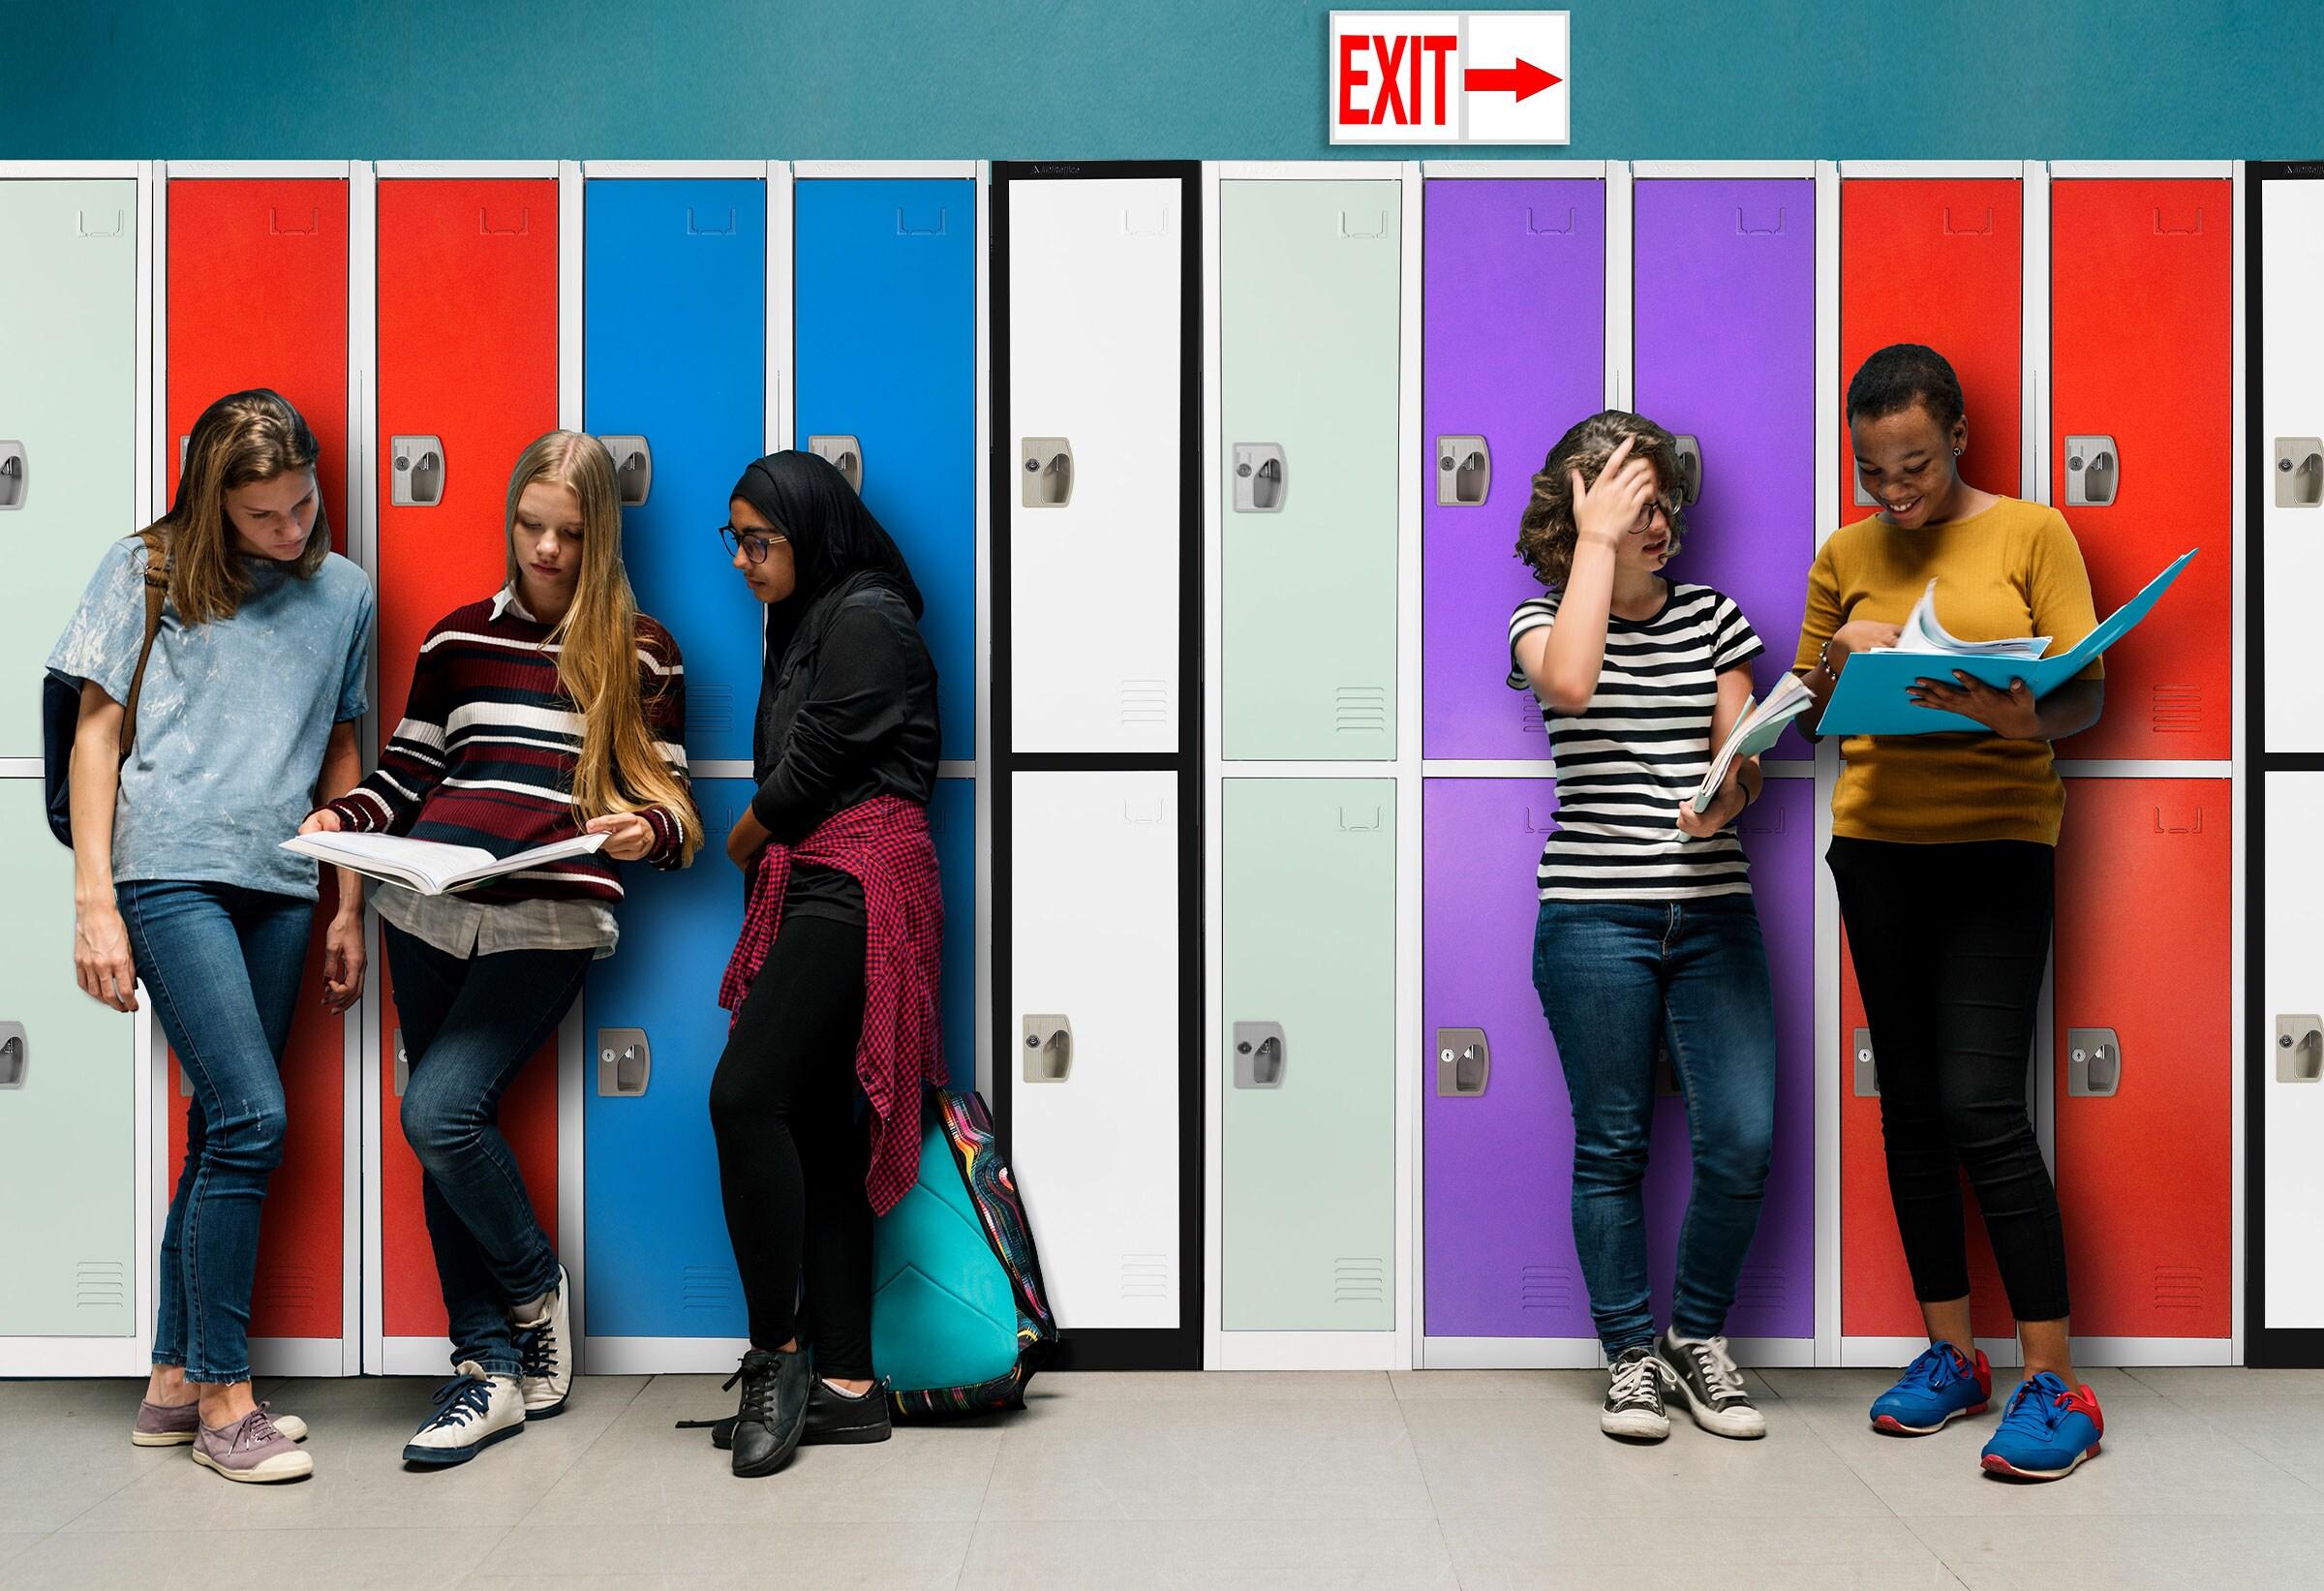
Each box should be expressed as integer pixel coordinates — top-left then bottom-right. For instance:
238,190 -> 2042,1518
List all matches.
118,529 -> 169,758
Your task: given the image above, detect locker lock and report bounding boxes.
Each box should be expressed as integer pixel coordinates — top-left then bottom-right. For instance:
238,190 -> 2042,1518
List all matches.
1021,438 -> 1073,508
389,437 -> 446,507
1023,1015 -> 1073,1083
0,1022 -> 26,1087
2064,437 -> 2119,508
600,437 -> 652,507
392,1030 -> 410,1098
596,1026 -> 652,1097
0,442 -> 24,510
808,436 -> 865,495
2066,1026 -> 2123,1097
1669,435 -> 1704,506
2278,439 -> 2324,508
1233,1021 -> 1286,1089
1232,443 -> 1286,513
2278,1015 -> 2323,1083
1435,1026 -> 1489,1097
1852,1027 -> 1880,1098
1435,435 -> 1489,505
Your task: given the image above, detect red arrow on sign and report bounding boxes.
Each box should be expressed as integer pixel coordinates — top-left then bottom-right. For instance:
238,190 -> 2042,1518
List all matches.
1463,58 -> 1561,103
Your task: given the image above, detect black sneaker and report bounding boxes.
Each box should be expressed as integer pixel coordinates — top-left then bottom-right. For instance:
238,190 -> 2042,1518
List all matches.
1601,1344 -> 1670,1442
724,1349 -> 810,1478
1656,1331 -> 1767,1440
803,1378 -> 893,1445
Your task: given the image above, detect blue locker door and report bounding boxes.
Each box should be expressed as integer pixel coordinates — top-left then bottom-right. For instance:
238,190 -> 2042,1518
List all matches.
929,776 -> 976,1093
584,176 -> 767,764
794,177 -> 977,762
582,780 -> 753,1345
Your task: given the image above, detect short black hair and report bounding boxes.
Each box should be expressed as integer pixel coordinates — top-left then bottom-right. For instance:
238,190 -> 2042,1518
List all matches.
1846,343 -> 1965,431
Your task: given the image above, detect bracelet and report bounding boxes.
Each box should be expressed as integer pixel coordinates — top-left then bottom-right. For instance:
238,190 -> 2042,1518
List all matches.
1817,639 -> 1838,679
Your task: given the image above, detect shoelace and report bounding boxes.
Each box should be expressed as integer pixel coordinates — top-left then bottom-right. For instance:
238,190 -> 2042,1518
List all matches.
422,1374 -> 495,1431
720,1354 -> 781,1424
516,1319 -> 559,1382
2000,1373 -> 2072,1436
228,1408 -> 286,1453
1608,1352 -> 1661,1407
1898,1341 -> 1968,1393
1682,1335 -> 1748,1404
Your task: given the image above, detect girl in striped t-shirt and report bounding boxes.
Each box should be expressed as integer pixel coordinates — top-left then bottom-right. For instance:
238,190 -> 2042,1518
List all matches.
1507,412 -> 1781,1446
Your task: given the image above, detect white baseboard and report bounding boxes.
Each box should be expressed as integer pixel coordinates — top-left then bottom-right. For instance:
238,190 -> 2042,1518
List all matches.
1208,1331 -> 1402,1371
1843,1334 -> 2026,1369
246,1337 -> 353,1378
579,1335 -> 750,1376
0,1338 -> 147,1377
1418,1337 -> 1602,1370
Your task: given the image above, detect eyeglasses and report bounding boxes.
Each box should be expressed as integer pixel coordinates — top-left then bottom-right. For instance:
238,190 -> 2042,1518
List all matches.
718,525 -> 787,564
1630,498 -> 1681,535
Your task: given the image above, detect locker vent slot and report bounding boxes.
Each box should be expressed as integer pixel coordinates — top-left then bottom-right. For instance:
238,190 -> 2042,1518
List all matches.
259,1268 -> 318,1312
1119,680 -> 1170,727
1333,686 -> 1388,738
1733,1267 -> 1787,1310
1517,1264 -> 1573,1311
692,685 -> 734,736
1942,206 -> 1993,237
1333,1258 -> 1386,1304
2152,686 -> 2203,735
682,1266 -> 738,1312
76,1261 -> 127,1310
2155,1267 -> 2204,1312
1120,1255 -> 1170,1300
686,207 -> 738,237
1520,703 -> 1546,733
896,205 -> 948,237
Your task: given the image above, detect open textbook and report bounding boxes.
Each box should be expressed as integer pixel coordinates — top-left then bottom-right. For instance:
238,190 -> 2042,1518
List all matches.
281,830 -> 607,896
1693,673 -> 1816,812
1818,548 -> 2198,737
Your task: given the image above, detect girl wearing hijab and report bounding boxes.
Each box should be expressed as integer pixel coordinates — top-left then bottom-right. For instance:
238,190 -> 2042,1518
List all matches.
703,450 -> 944,1479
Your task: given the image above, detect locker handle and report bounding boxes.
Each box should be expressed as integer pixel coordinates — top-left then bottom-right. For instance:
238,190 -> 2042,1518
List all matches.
1525,206 -> 1575,236
601,436 -> 653,506
1942,206 -> 1993,236
895,205 -> 948,237
2066,1026 -> 2123,1098
2277,1015 -> 2323,1083
808,435 -> 865,495
1232,443 -> 1286,513
0,1023 -> 26,1088
687,207 -> 738,237
1735,205 -> 1786,236
1023,1015 -> 1073,1083
390,437 -> 446,507
596,1027 -> 652,1097
1852,1027 -> 1880,1098
1234,1022 -> 1286,1089
269,206 -> 321,237
2152,206 -> 2205,237
1435,1026 -> 1489,1097
392,1029 -> 410,1098
477,207 -> 530,237
1670,434 -> 1704,505
1021,439 -> 1073,508
0,444 -> 23,510
2064,436 -> 2120,508
2278,440 -> 2324,509
77,209 -> 125,239
1337,209 -> 1390,240
1436,436 -> 1490,506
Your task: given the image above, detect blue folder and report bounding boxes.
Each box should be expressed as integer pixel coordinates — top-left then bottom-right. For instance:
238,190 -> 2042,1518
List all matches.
1816,548 -> 2199,737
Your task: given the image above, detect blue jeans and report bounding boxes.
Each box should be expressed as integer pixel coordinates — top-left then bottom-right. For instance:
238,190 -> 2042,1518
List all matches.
1532,894 -> 1778,1353
383,925 -> 587,1376
119,879 -> 313,1385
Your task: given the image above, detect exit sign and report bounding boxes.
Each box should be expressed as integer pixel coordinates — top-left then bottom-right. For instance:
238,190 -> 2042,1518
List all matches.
1330,11 -> 1570,145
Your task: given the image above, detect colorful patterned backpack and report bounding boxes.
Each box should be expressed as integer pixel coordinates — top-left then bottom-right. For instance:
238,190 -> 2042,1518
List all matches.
872,1089 -> 1056,1422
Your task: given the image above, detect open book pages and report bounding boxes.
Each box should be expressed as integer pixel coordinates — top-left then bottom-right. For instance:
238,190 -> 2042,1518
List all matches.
1890,577 -> 2050,660
1692,672 -> 1816,812
280,830 -> 608,896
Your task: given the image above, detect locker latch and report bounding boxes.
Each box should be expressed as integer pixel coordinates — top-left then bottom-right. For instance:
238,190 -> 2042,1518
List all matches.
2277,439 -> 2324,508
808,435 -> 864,495
1669,435 -> 1704,506
1852,1026 -> 1880,1098
1233,1021 -> 1286,1089
1436,435 -> 1489,505
2064,437 -> 2119,507
1854,470 -> 1877,509
2277,1014 -> 2323,1083
2065,1026 -> 2123,1097
393,1030 -> 410,1098
179,1062 -> 194,1099
0,442 -> 24,509
1023,1015 -> 1073,1083
1232,444 -> 1285,513
179,436 -> 192,473
0,1023 -> 26,1087
1021,438 -> 1073,508
1435,1026 -> 1490,1097
389,436 -> 446,507
596,1026 -> 652,1097
601,437 -> 652,507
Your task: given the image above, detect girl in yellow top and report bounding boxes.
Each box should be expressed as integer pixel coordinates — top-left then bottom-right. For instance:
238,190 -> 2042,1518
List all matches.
1793,344 -> 2109,1483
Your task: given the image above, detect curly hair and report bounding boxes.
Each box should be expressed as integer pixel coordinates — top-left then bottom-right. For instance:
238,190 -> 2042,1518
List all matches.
1514,411 -> 1688,588
1846,343 -> 1965,431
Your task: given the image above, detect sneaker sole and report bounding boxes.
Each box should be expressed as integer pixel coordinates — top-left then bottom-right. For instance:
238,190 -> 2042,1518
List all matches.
1600,1410 -> 1671,1442
190,1448 -> 313,1484
803,1423 -> 893,1446
1872,1401 -> 1988,1436
1980,1442 -> 2099,1482
402,1422 -> 525,1467
522,1392 -> 571,1421
135,1416 -> 309,1447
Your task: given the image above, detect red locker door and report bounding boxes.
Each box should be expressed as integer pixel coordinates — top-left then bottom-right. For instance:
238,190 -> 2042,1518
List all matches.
1838,174 -> 2024,1342
2052,179 -> 2234,762
375,177 -> 562,1343
2054,779 -> 2231,1339
164,175 -> 352,1349
1838,177 -> 2023,520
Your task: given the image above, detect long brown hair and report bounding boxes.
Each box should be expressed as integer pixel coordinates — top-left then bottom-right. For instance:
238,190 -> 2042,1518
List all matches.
504,431 -> 700,865
161,389 -> 330,624
1514,410 -> 1689,588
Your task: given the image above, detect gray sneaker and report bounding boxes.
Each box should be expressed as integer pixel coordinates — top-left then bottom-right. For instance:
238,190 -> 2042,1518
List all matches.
1656,1331 -> 1768,1440
134,1398 -> 308,1448
191,1407 -> 314,1483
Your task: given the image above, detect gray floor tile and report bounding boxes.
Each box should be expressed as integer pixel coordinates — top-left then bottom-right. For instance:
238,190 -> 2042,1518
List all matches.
478,1520 -> 971,1587
58,1375 -> 646,1532
0,1380 -> 181,1532
979,1398 -> 1435,1522
1756,1365 -> 2157,1403
1401,1395 -> 1892,1520
1391,1370 -> 1606,1403
1036,1369 -> 1397,1402
1907,1513 -> 2324,1591
1442,1513 -> 1946,1573
0,1526 -> 509,1591
0,1533 -> 43,1574
519,1372 -> 999,1524
2127,1365 -> 2324,1397
2156,1391 -> 2324,1484
956,1517 -> 1456,1591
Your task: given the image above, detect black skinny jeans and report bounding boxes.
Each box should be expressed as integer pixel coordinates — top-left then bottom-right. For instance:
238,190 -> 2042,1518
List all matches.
1828,837 -> 2071,1324
707,915 -> 876,1379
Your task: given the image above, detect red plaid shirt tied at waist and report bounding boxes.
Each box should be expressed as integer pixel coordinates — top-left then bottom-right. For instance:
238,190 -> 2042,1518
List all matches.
718,794 -> 945,1215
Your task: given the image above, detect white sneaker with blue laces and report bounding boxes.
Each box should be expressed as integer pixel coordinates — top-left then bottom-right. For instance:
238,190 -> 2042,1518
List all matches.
513,1266 -> 573,1419
403,1362 -> 525,1466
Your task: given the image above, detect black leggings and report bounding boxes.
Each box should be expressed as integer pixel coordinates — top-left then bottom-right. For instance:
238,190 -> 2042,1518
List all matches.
707,914 -> 875,1378
1828,837 -> 2070,1324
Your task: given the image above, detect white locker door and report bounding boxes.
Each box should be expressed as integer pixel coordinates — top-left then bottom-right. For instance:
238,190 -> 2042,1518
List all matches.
1008,178 -> 1183,754
2265,773 -> 2324,1330
2262,178 -> 2324,748
1011,770 -> 1181,1329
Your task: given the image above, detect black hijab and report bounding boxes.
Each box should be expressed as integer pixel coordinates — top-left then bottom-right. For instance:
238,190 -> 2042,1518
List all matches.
730,449 -> 925,672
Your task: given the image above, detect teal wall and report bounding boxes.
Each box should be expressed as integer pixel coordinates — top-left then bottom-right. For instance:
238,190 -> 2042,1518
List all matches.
3,0 -> 2318,160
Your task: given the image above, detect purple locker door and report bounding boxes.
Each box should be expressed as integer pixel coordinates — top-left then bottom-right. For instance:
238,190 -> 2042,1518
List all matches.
1633,177 -> 1819,757
1422,179 -> 1606,760
1636,776 -> 1818,1341
1422,778 -> 1591,1340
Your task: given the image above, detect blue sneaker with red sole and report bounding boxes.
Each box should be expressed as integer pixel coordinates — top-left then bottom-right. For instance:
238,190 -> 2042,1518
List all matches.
1869,1341 -> 1993,1435
1979,1371 -> 2104,1481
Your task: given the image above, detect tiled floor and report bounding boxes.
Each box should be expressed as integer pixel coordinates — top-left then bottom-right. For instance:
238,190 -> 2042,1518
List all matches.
3,1367 -> 2321,1588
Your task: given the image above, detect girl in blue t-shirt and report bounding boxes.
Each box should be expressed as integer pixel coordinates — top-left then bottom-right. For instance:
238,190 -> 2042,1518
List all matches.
47,389 -> 373,1484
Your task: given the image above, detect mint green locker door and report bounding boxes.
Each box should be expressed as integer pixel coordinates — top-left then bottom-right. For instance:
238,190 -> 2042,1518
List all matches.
1,178 -> 141,758
0,781 -> 137,1337
1222,778 -> 1396,1330
1219,179 -> 1401,761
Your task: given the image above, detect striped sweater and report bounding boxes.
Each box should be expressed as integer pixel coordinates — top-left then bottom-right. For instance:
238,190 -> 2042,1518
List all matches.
329,586 -> 689,903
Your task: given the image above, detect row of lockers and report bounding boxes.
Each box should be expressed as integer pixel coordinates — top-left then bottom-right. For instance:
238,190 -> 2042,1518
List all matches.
0,159 -> 2304,1378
